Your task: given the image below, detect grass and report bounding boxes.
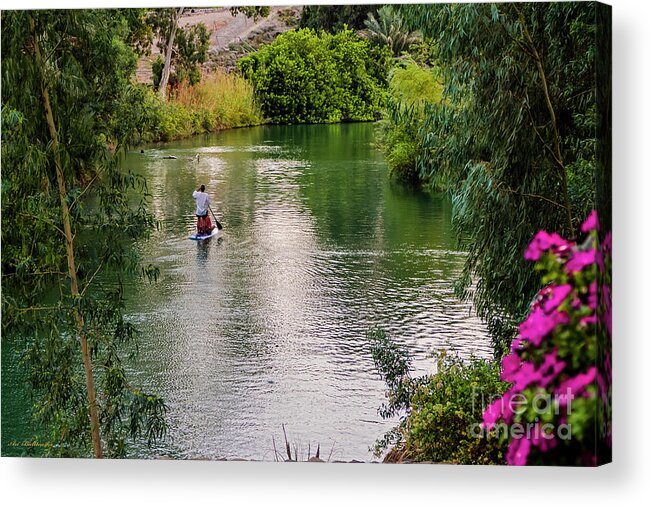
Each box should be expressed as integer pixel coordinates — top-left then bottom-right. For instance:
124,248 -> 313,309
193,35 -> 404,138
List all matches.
146,70 -> 264,142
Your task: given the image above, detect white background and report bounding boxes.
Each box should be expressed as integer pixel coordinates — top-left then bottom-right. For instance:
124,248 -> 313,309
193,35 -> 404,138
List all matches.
1,0 -> 649,504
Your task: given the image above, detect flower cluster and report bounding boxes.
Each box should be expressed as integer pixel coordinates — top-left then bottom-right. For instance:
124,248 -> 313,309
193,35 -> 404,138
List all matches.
482,210 -> 611,465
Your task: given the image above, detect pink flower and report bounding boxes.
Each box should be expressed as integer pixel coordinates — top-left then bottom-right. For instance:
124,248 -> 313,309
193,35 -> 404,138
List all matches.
542,284 -> 573,313
531,423 -> 557,453
538,350 -> 566,388
596,248 -> 605,271
510,336 -> 523,352
596,371 -> 609,404
482,397 -> 503,430
518,307 -> 569,346
500,354 -> 521,380
565,249 -> 596,273
503,351 -> 565,390
556,367 -> 597,406
580,314 -> 597,326
603,231 -> 612,253
602,283 -> 612,337
524,231 -> 570,261
512,362 -> 542,390
588,281 -> 597,309
482,389 -> 517,429
581,210 -> 600,233
506,436 -> 531,466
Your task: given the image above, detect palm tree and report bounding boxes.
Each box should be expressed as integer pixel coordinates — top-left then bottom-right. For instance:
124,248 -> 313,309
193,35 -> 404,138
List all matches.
362,6 -> 421,57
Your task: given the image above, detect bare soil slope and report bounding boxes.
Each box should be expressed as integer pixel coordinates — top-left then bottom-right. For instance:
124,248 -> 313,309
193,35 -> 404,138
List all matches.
136,6 -> 301,85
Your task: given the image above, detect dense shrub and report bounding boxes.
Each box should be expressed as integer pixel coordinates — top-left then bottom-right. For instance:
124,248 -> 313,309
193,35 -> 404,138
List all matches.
377,61 -> 443,184
136,71 -> 263,142
368,330 -> 508,464
238,28 -> 388,124
404,354 -> 509,464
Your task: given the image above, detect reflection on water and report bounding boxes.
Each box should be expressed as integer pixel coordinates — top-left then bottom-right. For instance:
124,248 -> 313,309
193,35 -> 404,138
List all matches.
117,123 -> 490,461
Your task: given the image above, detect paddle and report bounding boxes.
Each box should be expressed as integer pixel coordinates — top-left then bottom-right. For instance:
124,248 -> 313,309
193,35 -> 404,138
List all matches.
208,205 -> 223,230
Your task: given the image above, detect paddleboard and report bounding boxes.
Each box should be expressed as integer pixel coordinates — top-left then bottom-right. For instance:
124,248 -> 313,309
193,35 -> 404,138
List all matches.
189,228 -> 220,241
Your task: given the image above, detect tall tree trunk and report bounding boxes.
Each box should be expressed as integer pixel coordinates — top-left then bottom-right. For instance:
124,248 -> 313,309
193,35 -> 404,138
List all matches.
30,17 -> 104,459
158,7 -> 184,101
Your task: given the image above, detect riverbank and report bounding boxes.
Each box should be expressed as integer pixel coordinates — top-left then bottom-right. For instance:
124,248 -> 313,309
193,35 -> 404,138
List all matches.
137,70 -> 264,143
133,7 -> 304,144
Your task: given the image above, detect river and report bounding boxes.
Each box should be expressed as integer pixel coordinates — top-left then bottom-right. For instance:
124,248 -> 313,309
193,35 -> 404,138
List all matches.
2,122 -> 491,461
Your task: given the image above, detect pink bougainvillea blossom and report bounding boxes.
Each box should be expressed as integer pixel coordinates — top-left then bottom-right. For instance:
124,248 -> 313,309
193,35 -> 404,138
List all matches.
506,436 -> 531,466
482,389 -> 518,429
602,283 -> 612,337
509,361 -> 541,390
530,423 -> 557,453
581,210 -> 600,233
588,280 -> 598,309
538,351 -> 566,388
603,231 -> 612,253
580,314 -> 597,326
541,284 -> 573,313
518,307 -> 569,346
565,249 -> 596,273
491,212 -> 609,465
595,248 -> 604,271
482,397 -> 503,430
524,231 -> 571,261
556,367 -> 597,406
501,353 -> 521,379
500,350 -> 565,390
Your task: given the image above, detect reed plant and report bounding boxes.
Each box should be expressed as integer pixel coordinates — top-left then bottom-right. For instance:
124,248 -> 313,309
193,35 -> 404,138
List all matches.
147,70 -> 263,142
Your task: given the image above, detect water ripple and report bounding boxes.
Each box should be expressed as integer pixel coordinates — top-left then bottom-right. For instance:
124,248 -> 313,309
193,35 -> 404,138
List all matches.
123,124 -> 491,461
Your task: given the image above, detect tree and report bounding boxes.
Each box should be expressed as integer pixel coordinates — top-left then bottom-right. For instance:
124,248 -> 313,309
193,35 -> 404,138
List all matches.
378,61 -> 444,184
395,3 -> 604,354
2,10 -> 166,457
229,6 -> 270,21
150,7 -> 269,98
362,6 -> 422,57
167,23 -> 210,87
299,4 -> 380,32
152,7 -> 185,100
238,28 -> 388,124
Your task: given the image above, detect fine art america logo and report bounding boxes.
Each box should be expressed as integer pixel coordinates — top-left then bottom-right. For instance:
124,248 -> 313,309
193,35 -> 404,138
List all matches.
469,388 -> 573,441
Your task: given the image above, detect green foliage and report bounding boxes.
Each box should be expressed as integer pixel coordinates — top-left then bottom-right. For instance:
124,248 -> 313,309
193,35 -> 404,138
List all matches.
114,8 -> 154,56
1,10 -> 167,457
136,71 -> 263,143
362,6 -> 422,57
368,330 -> 507,463
170,23 -> 210,87
368,329 -> 422,420
393,3 -> 602,354
405,354 -> 508,464
377,61 -> 443,184
238,28 -> 388,124
299,4 -> 380,32
230,6 -> 271,21
149,10 -> 209,90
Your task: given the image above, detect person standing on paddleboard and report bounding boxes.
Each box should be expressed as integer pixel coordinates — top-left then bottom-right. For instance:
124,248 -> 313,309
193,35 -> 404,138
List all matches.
192,184 -> 214,235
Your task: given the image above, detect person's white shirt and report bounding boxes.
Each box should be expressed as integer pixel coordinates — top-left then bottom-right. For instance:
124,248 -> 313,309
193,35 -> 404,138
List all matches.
192,190 -> 210,216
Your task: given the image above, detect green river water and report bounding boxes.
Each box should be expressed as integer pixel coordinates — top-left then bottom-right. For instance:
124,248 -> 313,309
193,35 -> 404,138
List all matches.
2,122 -> 490,461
